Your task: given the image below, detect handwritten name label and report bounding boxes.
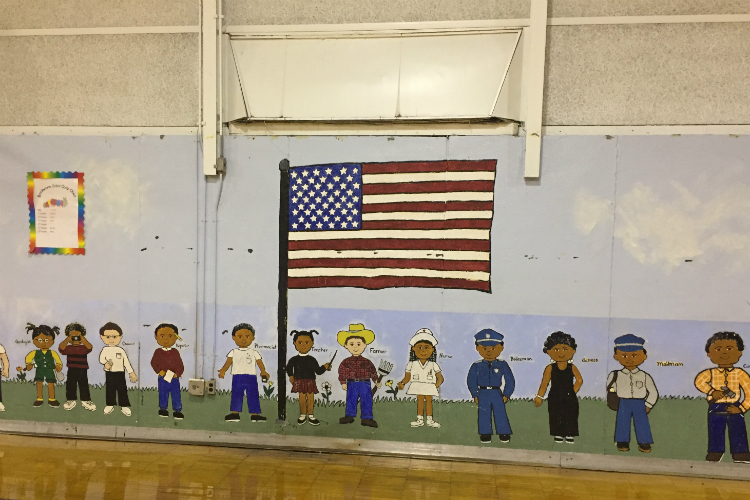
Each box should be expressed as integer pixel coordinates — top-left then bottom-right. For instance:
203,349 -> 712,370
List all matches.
123,342 -> 135,346
370,348 -> 387,354
439,353 -> 452,359
311,347 -> 328,352
256,344 -> 277,350
176,343 -> 189,349
15,339 -> 31,344
656,361 -> 683,367
581,358 -> 598,363
510,356 -> 532,362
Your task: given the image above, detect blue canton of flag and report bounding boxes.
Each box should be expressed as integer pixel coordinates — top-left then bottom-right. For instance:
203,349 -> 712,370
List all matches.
288,163 -> 362,232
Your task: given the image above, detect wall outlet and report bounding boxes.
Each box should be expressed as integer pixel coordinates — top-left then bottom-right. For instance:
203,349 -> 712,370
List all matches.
188,378 -> 205,396
205,378 -> 216,395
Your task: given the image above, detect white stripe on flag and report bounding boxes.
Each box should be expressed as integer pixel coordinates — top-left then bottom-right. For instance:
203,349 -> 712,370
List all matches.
288,250 -> 491,261
288,229 -> 490,241
288,267 -> 490,281
363,192 -> 494,204
362,211 -> 493,221
362,171 -> 495,184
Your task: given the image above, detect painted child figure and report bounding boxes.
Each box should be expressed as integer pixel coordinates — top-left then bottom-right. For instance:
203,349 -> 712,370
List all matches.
218,323 -> 270,423
694,331 -> 750,463
286,329 -> 332,426
0,341 -> 9,411
17,323 -> 64,408
59,322 -> 96,411
534,331 -> 583,444
337,323 -> 381,428
99,322 -> 138,416
607,334 -> 658,453
397,328 -> 444,429
467,329 -> 515,444
151,323 -> 185,420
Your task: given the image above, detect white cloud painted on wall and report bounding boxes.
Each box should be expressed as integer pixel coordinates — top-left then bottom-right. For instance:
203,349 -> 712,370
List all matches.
575,182 -> 750,272
81,158 -> 146,237
573,188 -> 613,235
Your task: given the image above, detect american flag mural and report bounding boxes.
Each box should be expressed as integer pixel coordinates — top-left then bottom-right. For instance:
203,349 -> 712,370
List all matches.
287,160 -> 497,291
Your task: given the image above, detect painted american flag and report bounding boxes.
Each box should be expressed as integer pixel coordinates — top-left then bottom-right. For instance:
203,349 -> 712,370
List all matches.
287,160 -> 496,291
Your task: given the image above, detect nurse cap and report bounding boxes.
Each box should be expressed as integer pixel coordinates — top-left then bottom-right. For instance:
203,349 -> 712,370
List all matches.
409,328 -> 438,347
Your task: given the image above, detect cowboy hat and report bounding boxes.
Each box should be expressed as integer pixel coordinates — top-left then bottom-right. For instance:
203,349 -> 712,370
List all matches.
337,323 -> 375,346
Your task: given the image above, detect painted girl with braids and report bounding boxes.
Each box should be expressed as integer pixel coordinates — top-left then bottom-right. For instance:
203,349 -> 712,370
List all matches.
286,329 -> 332,425
16,323 -> 64,408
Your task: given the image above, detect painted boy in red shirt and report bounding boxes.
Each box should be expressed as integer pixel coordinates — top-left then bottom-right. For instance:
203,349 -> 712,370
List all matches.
150,323 -> 184,419
337,323 -> 381,428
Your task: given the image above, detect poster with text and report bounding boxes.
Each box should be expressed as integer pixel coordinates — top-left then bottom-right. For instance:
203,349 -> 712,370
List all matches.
28,172 -> 85,254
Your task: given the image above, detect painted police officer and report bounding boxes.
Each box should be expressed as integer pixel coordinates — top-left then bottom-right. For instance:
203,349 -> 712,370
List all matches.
467,329 -> 516,444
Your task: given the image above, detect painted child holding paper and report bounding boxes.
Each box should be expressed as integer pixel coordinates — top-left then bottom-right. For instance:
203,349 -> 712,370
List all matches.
150,323 -> 185,420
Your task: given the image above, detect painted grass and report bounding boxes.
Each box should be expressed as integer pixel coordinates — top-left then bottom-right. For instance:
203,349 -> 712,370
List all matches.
0,380 -> 727,462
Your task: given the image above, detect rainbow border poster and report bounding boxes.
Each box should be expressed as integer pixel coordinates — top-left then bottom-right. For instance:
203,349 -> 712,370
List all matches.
27,172 -> 85,255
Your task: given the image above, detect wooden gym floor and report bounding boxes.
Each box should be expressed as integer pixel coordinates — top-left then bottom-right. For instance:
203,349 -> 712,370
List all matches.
0,434 -> 746,499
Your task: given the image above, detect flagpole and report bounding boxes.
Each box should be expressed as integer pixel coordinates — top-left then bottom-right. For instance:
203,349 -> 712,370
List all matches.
277,158 -> 290,423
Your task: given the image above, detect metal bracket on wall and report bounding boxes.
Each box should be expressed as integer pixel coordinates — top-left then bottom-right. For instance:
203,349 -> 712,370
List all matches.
523,0 -> 548,179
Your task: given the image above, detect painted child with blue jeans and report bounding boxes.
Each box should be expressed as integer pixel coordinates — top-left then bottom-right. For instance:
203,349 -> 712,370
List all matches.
150,323 -> 184,420
694,331 -> 750,463
606,334 -> 658,453
218,323 -> 270,423
337,323 -> 382,428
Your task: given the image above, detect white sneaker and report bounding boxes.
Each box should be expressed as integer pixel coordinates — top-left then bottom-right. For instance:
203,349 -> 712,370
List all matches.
64,400 -> 77,411
426,417 -> 441,428
104,406 -> 114,415
82,401 -> 96,411
410,416 -> 425,428
0,402 -> 5,412
121,407 -> 131,416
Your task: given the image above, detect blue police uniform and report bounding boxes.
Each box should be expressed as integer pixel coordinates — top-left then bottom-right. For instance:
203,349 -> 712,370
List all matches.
467,329 -> 515,437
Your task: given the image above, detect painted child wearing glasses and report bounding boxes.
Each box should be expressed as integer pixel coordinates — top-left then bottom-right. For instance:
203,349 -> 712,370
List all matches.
99,322 -> 137,416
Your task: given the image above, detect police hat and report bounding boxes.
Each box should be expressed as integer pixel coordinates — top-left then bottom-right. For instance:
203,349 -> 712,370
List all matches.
475,329 -> 504,345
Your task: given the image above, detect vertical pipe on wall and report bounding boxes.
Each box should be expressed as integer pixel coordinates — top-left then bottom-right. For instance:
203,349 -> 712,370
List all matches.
524,0 -> 548,179
277,159 -> 290,423
202,0 -> 218,176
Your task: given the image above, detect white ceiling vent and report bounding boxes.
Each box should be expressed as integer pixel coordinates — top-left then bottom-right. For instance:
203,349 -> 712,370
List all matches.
224,29 -> 525,123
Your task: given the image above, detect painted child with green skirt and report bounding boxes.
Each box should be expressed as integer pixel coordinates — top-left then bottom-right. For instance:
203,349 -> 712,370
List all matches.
16,323 -> 64,408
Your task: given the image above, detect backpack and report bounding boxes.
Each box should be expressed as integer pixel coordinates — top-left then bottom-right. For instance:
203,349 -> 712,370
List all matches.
606,370 -> 619,411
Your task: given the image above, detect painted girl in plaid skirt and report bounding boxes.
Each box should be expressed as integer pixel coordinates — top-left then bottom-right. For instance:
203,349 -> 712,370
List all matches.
286,330 -> 332,426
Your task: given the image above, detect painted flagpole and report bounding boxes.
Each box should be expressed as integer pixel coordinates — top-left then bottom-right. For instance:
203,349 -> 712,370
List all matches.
277,158 -> 290,422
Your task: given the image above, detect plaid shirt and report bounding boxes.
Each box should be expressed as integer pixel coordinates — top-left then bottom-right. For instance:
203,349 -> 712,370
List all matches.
338,355 -> 378,384
694,367 -> 750,413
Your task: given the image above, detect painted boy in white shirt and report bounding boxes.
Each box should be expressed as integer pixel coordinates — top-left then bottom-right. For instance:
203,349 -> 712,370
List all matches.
218,323 -> 270,423
99,322 -> 137,416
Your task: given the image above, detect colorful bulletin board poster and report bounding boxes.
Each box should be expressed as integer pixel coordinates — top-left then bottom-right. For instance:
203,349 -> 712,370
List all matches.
27,172 -> 85,254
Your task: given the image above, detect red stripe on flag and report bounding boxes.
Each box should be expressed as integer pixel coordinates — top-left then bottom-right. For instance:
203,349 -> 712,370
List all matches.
289,276 -> 490,291
362,219 -> 491,230
363,180 -> 494,195
288,258 -> 490,272
362,160 -> 496,174
363,201 -> 494,213
289,239 -> 491,251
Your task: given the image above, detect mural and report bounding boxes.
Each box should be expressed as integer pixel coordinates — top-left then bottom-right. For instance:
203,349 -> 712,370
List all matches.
2,134 -> 750,468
